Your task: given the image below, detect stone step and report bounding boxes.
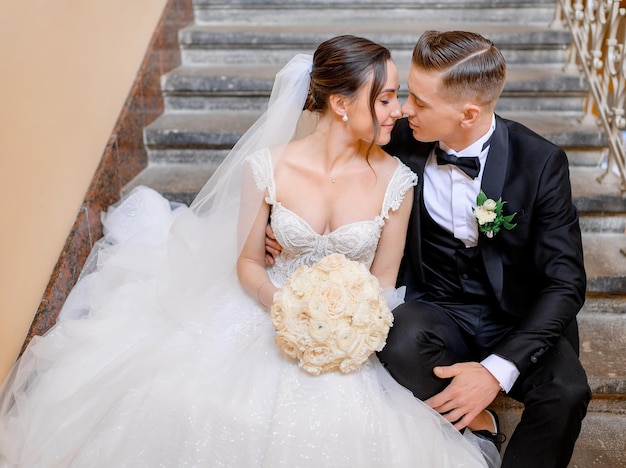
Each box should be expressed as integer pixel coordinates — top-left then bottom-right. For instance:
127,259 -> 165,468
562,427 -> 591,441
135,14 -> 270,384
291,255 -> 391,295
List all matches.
161,64 -> 587,114
571,166 -> 626,214
494,111 -> 608,149
491,398 -> 626,467
123,162 -> 217,206
582,232 -> 626,295
143,111 -> 258,153
178,24 -> 572,66
579,301 -> 626,399
579,311 -> 626,395
193,4 -> 556,26
579,213 -> 626,233
143,110 -> 606,162
581,296 -> 626,315
568,406 -> 626,468
194,0 -> 557,5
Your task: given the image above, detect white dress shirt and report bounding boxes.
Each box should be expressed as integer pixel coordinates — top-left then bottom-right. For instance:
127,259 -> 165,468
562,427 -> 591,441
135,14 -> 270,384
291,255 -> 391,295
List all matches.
423,115 -> 519,393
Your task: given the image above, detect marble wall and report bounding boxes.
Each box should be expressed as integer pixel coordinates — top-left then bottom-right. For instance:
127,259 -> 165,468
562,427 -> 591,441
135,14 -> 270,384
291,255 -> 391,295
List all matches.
0,0 -> 194,377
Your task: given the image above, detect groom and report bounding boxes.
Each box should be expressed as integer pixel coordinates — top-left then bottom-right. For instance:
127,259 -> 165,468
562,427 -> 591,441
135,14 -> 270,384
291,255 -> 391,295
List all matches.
266,30 -> 590,467
376,30 -> 591,467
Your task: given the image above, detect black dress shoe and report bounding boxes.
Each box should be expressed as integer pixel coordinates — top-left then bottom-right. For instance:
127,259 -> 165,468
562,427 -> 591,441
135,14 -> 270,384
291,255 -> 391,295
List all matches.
472,409 -> 507,452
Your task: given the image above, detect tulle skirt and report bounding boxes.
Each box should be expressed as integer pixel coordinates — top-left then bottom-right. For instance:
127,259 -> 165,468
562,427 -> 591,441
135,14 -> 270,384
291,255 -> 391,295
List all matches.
0,188 -> 498,467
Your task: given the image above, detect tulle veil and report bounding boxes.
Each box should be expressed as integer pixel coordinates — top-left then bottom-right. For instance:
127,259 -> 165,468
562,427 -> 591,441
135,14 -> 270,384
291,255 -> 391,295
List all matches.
63,53 -> 316,324
0,54 -> 315,415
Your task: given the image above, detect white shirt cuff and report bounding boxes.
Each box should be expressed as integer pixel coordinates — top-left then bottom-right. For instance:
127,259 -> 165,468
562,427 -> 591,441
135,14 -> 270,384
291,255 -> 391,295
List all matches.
480,354 -> 520,393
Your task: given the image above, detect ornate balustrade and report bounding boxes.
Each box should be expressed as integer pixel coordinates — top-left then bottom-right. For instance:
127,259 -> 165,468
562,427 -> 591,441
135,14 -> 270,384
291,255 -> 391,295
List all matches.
553,0 -> 626,192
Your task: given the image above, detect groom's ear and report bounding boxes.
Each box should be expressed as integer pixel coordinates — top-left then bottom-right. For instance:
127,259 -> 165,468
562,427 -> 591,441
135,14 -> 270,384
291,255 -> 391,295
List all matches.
460,103 -> 481,128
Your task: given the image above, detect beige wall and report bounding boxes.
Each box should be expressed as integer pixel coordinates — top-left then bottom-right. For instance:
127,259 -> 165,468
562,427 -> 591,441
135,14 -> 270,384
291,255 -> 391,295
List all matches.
0,0 -> 169,382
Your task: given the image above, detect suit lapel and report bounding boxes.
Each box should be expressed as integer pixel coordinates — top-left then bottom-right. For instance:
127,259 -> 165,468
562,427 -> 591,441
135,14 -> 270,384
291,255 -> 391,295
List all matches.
478,117 -> 509,302
480,117 -> 508,200
409,146 -> 431,282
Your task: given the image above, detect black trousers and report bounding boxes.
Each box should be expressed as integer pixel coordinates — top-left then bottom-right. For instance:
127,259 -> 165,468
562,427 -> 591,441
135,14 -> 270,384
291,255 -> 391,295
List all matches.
377,299 -> 591,468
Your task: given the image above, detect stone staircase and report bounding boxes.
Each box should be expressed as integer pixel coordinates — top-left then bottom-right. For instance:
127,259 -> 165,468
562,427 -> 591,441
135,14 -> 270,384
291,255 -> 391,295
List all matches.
124,0 -> 626,465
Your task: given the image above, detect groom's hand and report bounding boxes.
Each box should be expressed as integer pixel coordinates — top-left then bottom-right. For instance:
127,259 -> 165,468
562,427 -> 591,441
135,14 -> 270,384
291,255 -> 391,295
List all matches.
265,224 -> 282,266
424,362 -> 501,430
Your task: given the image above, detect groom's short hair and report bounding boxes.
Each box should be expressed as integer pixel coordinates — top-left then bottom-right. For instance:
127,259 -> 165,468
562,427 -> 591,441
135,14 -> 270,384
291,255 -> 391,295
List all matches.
412,30 -> 506,107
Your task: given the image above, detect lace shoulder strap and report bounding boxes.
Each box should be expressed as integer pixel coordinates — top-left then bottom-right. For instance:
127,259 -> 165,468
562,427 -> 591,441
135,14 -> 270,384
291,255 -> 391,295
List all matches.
380,158 -> 418,219
247,148 -> 276,202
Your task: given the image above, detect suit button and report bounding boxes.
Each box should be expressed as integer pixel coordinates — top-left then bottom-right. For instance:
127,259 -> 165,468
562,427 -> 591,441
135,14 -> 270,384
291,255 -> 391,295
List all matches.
530,355 -> 538,364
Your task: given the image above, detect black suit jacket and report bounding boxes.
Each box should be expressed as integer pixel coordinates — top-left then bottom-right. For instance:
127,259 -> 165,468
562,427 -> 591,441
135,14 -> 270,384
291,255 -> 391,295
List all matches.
384,116 -> 587,375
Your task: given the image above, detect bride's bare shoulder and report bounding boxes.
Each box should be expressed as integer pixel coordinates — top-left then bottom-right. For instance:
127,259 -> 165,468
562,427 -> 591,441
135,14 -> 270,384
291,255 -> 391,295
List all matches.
268,139 -> 313,178
371,146 -> 400,173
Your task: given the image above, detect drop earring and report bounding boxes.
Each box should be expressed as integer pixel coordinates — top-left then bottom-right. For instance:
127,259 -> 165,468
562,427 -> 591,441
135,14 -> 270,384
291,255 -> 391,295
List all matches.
342,114 -> 348,122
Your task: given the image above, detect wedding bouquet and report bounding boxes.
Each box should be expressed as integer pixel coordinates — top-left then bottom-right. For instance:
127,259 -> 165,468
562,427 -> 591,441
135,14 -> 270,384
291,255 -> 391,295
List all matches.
270,253 -> 393,375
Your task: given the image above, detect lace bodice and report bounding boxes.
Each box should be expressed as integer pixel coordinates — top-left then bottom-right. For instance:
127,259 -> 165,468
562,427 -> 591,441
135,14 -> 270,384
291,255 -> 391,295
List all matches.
249,149 -> 417,286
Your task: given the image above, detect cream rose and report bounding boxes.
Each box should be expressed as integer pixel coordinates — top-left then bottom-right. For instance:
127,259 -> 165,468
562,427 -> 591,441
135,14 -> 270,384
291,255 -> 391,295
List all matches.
315,253 -> 346,272
274,334 -> 299,359
301,344 -> 336,375
474,205 -> 497,225
482,198 -> 497,211
318,280 -> 350,319
270,303 -> 289,332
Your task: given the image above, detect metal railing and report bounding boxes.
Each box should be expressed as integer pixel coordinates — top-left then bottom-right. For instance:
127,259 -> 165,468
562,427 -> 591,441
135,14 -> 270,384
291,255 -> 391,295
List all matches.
552,0 -> 626,192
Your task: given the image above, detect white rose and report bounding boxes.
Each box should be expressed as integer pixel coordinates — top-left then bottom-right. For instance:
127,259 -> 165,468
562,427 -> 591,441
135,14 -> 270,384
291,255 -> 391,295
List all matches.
341,330 -> 366,358
339,358 -> 361,373
375,297 -> 393,327
475,206 -> 497,225
482,198 -> 497,211
307,296 -> 329,319
309,319 -> 332,342
346,273 -> 380,303
336,326 -> 358,352
288,267 -> 311,297
365,326 -> 389,352
351,301 -> 373,328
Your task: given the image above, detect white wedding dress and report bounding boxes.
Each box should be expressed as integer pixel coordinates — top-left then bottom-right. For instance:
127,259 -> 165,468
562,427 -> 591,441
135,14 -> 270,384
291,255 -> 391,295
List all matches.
0,149 -> 499,467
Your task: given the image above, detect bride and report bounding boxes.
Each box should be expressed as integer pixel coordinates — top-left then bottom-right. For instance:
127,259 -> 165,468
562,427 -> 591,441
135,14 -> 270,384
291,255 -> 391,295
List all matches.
0,35 -> 499,467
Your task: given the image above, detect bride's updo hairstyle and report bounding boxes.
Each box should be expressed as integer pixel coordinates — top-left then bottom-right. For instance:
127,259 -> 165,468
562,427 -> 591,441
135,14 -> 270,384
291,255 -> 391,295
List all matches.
304,35 -> 392,146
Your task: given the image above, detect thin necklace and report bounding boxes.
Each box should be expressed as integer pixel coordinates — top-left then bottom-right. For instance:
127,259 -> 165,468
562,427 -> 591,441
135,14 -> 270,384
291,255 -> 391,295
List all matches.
314,152 -> 358,183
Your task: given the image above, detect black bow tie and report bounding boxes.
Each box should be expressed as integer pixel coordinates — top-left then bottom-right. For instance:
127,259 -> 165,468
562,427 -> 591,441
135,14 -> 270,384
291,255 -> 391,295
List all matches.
435,146 -> 481,179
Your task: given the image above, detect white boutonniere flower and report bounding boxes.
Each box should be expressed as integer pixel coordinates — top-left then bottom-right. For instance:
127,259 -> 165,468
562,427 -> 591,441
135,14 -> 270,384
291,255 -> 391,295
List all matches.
473,190 -> 517,238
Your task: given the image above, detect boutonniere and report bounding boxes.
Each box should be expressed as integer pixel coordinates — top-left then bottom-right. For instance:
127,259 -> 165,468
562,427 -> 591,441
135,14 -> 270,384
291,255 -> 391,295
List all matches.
473,190 -> 517,238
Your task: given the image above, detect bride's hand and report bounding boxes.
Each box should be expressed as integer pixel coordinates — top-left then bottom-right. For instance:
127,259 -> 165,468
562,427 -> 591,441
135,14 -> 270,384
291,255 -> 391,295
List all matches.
265,224 -> 282,266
